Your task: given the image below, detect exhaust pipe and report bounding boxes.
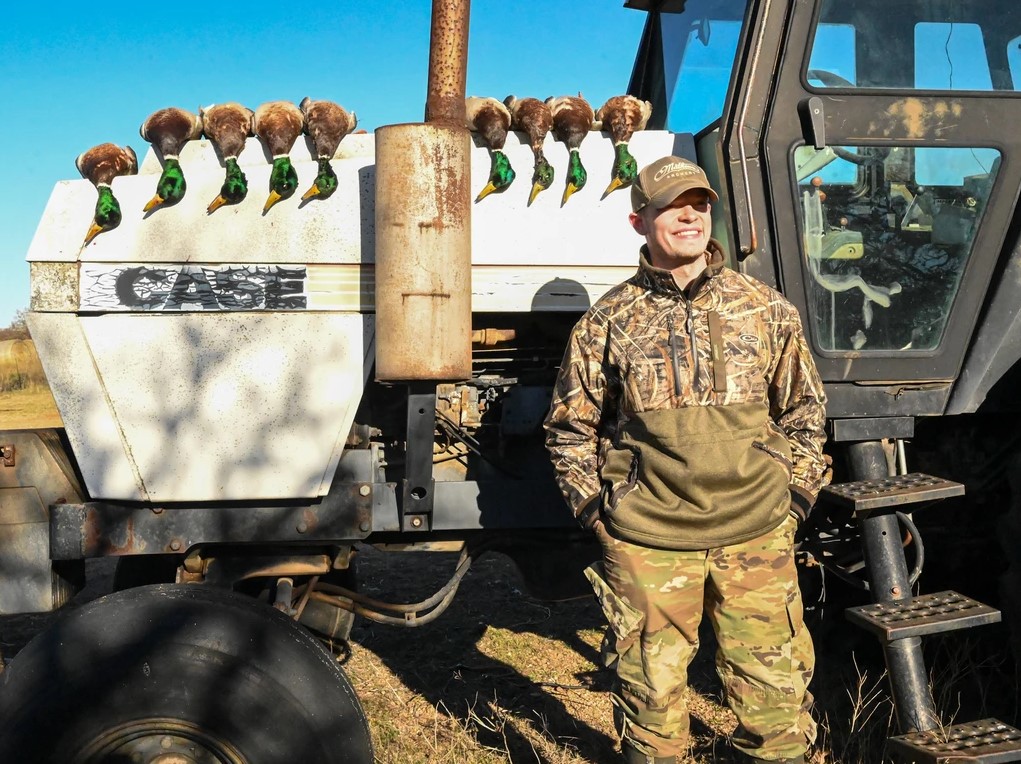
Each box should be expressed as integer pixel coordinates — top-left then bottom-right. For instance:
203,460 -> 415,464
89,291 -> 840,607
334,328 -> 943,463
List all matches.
374,0 -> 472,381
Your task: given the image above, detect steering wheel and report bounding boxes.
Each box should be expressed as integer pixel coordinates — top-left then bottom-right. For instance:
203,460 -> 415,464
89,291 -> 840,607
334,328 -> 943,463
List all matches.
807,68 -> 855,88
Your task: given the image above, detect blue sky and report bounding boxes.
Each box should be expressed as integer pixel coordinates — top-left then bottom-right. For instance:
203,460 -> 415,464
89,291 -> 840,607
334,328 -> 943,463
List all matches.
0,1 -> 648,326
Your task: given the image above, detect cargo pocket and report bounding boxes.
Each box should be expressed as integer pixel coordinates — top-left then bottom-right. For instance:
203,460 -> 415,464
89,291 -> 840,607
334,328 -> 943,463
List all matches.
584,563 -> 649,699
602,447 -> 640,513
752,440 -> 794,481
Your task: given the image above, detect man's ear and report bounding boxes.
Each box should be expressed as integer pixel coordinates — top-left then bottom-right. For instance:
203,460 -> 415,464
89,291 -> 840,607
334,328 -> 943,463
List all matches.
629,211 -> 647,236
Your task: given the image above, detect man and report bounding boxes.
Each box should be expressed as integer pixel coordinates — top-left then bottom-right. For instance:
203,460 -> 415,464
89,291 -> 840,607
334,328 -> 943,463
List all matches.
544,156 -> 828,764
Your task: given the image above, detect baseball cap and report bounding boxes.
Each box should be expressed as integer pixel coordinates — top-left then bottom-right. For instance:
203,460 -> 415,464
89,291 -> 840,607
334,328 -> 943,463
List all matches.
631,156 -> 719,212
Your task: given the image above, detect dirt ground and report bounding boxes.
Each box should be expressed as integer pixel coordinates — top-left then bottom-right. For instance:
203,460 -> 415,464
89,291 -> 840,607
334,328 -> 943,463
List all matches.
1,545 -> 1017,763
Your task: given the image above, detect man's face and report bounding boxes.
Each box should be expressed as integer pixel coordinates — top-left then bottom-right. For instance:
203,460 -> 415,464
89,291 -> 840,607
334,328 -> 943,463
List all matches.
629,188 -> 712,271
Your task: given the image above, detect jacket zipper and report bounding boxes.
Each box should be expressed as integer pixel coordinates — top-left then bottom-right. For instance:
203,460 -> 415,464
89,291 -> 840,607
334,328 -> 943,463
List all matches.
669,298 -> 701,397
684,296 -> 701,391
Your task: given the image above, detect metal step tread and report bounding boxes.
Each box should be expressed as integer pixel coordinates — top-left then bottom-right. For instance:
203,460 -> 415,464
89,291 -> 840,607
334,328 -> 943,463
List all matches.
888,718 -> 1021,763
846,591 -> 1000,641
821,472 -> 964,514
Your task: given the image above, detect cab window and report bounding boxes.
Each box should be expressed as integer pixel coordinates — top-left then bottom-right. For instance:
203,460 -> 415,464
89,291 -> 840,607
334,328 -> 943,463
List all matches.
806,0 -> 1021,91
794,145 -> 1000,352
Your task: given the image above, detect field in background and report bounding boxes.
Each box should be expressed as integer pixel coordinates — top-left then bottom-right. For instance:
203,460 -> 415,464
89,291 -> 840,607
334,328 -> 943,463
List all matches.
0,339 -> 61,429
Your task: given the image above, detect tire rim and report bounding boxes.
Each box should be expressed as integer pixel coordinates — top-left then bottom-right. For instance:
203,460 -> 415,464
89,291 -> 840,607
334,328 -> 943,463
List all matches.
73,718 -> 247,764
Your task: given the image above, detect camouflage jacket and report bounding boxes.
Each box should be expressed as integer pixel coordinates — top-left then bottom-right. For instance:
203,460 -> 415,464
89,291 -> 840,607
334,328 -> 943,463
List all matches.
544,242 -> 829,546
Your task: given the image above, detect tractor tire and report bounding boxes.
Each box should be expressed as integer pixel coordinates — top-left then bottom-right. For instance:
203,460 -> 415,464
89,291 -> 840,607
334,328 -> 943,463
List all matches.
0,584 -> 373,764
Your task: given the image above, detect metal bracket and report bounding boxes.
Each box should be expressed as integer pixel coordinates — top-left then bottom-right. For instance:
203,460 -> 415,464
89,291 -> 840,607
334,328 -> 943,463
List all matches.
402,383 -> 437,532
0,445 -> 13,467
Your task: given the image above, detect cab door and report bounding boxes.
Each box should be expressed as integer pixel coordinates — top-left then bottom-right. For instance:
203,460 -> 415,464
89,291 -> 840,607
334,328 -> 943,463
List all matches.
735,0 -> 1021,415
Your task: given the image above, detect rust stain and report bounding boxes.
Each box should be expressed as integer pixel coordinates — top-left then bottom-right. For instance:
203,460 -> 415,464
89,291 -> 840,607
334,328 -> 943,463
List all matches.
84,508 -> 142,556
425,0 -> 469,125
301,507 -> 318,533
402,292 -> 451,302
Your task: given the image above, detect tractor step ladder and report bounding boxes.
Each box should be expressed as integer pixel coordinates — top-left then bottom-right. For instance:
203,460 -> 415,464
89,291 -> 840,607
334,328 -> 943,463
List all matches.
820,472 -> 1021,764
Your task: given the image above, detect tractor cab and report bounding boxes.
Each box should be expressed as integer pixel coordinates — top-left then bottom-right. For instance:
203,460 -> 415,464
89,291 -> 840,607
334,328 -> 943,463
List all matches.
628,0 -> 1021,418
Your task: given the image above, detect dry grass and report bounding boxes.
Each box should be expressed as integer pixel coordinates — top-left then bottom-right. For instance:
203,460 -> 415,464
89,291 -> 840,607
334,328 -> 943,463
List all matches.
320,547 -> 892,763
0,339 -> 60,429
2,546 -> 1017,763
0,340 -> 47,394
0,388 -> 62,429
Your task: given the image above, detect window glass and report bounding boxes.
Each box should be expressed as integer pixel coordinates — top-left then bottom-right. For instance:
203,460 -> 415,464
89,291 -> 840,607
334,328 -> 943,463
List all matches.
807,24 -> 857,88
914,23 -> 992,90
795,145 -> 1000,352
660,0 -> 750,134
1007,34 -> 1021,87
808,0 -> 1021,91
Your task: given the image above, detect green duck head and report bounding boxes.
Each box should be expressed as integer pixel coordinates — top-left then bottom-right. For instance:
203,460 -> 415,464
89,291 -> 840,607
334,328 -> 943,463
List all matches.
143,158 -> 186,212
207,158 -> 249,214
561,148 -> 588,206
475,150 -> 516,203
604,142 -> 639,197
301,158 -> 339,201
84,185 -> 122,246
264,156 -> 299,213
528,153 -> 555,206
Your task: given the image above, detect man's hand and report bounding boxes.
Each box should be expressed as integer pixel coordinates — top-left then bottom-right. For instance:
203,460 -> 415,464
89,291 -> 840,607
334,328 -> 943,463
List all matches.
789,485 -> 815,526
576,494 -> 602,531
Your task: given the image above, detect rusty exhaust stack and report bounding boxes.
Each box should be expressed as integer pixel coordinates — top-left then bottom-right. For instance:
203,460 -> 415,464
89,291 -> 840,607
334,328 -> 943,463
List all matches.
374,0 -> 472,381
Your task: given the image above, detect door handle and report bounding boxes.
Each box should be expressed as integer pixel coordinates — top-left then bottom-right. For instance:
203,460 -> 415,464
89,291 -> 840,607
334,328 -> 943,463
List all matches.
799,96 -> 827,149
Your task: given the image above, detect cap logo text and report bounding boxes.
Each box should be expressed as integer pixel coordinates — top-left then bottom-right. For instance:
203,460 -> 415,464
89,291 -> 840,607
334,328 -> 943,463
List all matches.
654,162 -> 699,182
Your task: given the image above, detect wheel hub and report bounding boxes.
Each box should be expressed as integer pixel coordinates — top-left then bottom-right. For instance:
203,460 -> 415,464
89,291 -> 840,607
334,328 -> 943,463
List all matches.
74,718 -> 246,764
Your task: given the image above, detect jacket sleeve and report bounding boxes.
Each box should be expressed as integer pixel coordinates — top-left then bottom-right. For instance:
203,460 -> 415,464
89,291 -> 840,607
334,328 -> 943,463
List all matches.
543,312 -> 618,519
767,303 -> 830,516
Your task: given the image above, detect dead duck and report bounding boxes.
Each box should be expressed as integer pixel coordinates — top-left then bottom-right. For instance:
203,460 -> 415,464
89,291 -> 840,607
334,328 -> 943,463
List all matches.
466,96 -> 515,202
200,102 -> 254,214
299,97 -> 357,202
546,95 -> 594,205
595,95 -> 653,197
504,95 -> 554,205
253,100 -> 305,213
139,107 -> 203,212
75,143 -> 138,246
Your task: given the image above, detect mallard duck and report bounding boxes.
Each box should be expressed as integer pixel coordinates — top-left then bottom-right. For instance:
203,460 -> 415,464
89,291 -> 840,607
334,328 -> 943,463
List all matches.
466,96 -> 515,202
595,95 -> 653,197
546,95 -> 594,206
200,102 -> 254,214
504,95 -> 554,205
299,97 -> 357,202
253,100 -> 305,213
75,143 -> 138,246
139,107 -> 203,212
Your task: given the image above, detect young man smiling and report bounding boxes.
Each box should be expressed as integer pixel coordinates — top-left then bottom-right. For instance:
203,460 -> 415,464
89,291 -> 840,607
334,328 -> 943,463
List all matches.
544,156 -> 829,764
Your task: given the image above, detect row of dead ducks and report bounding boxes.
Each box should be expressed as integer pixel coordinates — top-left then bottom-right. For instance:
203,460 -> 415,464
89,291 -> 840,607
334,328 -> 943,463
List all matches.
472,94 -> 652,206
75,94 -> 650,247
76,98 -> 357,246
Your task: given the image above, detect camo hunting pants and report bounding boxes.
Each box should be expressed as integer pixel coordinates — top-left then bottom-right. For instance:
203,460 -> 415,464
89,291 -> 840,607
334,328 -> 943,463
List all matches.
586,515 -> 816,761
